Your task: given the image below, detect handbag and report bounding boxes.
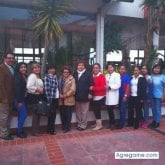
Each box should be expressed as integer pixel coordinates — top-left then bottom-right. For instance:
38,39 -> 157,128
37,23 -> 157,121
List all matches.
36,101 -> 51,116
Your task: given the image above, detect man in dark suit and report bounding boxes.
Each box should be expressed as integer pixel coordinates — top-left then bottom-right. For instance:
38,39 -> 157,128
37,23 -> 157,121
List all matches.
0,52 -> 15,140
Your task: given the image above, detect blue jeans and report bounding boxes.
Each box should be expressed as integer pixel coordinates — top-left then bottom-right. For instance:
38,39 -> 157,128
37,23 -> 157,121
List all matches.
14,99 -> 27,133
119,97 -> 128,127
142,101 -> 150,122
152,98 -> 162,123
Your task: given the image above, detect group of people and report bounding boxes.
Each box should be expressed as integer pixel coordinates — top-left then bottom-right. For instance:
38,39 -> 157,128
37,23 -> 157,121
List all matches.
0,52 -> 165,141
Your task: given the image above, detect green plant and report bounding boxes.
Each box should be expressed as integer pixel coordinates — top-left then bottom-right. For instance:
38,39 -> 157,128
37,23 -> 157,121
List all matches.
31,0 -> 69,77
47,47 -> 73,74
104,22 -> 123,54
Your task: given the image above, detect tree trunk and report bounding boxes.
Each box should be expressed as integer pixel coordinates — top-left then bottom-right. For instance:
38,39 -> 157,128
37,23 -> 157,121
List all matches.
41,34 -> 49,78
144,6 -> 153,64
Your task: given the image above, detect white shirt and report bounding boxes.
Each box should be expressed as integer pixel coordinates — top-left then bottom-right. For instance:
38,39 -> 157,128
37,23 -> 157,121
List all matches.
105,71 -> 121,105
27,73 -> 43,94
131,75 -> 143,96
77,69 -> 86,79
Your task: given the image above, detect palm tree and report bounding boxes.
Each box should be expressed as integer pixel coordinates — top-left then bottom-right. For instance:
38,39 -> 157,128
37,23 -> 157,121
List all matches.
142,0 -> 165,65
32,0 -> 69,77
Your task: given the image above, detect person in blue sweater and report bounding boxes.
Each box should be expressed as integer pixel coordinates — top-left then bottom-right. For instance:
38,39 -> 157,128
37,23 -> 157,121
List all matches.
14,62 -> 27,138
118,65 -> 131,129
148,64 -> 165,128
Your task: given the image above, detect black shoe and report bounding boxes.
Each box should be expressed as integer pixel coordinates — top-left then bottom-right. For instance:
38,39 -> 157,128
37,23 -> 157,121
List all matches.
110,125 -> 116,130
116,125 -> 124,129
148,121 -> 156,128
126,123 -> 133,127
1,135 -> 14,140
106,125 -> 116,130
63,129 -> 70,133
152,123 -> 160,128
31,133 -> 40,136
78,127 -> 85,131
134,125 -> 139,129
50,131 -> 56,135
47,129 -> 56,135
17,132 -> 27,138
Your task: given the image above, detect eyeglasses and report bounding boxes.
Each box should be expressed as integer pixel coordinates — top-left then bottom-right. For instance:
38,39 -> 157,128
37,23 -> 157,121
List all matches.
6,57 -> 15,60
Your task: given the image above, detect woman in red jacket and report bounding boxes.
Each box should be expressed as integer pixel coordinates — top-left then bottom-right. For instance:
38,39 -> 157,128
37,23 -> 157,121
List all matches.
90,63 -> 106,130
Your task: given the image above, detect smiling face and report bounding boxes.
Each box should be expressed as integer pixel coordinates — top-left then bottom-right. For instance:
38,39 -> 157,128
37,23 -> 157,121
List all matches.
141,66 -> 148,76
63,69 -> 70,78
107,65 -> 115,74
77,63 -> 85,72
119,66 -> 126,75
19,64 -> 27,75
4,53 -> 15,66
93,64 -> 100,75
32,64 -> 41,75
48,68 -> 56,75
133,67 -> 140,77
153,65 -> 161,74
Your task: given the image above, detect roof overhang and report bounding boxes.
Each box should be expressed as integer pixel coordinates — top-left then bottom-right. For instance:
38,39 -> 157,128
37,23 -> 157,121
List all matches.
0,0 -> 103,15
0,0 -> 144,19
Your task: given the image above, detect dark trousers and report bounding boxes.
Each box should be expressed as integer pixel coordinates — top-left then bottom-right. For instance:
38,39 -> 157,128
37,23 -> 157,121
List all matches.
93,97 -> 105,119
128,96 -> 143,128
107,105 -> 116,126
30,104 -> 40,135
60,105 -> 73,131
47,99 -> 59,133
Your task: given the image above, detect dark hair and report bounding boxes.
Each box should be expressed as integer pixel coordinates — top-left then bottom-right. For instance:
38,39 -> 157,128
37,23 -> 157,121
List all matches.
119,64 -> 126,69
133,65 -> 141,71
152,64 -> 162,74
46,65 -> 56,73
77,61 -> 86,67
92,63 -> 101,69
106,63 -> 115,69
14,62 -> 27,75
4,52 -> 15,58
141,64 -> 150,74
62,66 -> 71,74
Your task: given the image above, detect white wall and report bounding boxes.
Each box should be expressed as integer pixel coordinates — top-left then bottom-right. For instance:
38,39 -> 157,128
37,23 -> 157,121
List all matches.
10,107 -> 165,128
107,0 -> 144,18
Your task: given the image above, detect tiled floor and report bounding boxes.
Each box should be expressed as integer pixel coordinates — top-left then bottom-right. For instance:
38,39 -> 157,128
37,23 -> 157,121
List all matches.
0,118 -> 165,165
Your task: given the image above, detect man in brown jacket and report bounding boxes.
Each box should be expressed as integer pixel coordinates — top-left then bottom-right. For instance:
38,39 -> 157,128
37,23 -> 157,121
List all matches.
0,52 -> 15,140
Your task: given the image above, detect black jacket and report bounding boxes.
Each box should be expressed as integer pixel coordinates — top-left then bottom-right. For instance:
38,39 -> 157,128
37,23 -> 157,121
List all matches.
14,73 -> 26,103
74,70 -> 93,101
137,77 -> 147,100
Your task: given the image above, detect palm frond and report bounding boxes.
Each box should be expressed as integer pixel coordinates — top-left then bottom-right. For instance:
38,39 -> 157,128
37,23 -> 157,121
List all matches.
32,0 -> 70,40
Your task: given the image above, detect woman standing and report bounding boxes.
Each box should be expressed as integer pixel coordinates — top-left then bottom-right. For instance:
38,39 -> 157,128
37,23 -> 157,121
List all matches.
26,63 -> 44,136
44,66 -> 59,135
141,65 -> 152,128
118,65 -> 131,129
59,66 -> 76,133
105,63 -> 121,130
74,61 -> 93,131
90,63 -> 106,131
14,62 -> 27,138
128,66 -> 147,129
148,64 -> 165,128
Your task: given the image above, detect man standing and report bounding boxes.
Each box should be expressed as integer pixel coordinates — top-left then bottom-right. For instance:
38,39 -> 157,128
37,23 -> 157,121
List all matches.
0,52 -> 15,140
74,61 -> 93,131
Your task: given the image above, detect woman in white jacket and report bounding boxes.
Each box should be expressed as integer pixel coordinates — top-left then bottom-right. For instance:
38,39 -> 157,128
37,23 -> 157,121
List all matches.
105,63 -> 121,130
